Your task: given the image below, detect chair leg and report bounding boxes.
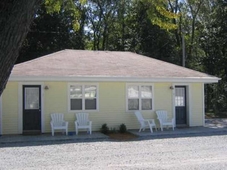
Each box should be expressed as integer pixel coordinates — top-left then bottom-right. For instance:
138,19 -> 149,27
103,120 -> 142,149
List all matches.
139,127 -> 142,132
160,125 -> 163,131
75,123 -> 78,135
149,125 -> 153,133
154,125 -> 157,131
52,129 -> 54,136
66,128 -> 68,135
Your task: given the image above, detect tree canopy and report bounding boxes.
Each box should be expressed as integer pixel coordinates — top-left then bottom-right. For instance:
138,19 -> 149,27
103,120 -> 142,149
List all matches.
1,0 -> 227,116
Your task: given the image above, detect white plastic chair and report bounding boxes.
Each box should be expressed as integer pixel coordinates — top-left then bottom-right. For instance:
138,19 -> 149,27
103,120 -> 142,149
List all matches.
75,113 -> 92,135
134,111 -> 157,133
156,110 -> 174,131
50,113 -> 68,136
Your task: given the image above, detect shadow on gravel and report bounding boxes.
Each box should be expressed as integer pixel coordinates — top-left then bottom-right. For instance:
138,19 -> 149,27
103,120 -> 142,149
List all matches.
136,131 -> 227,141
1,119 -> 227,148
0,138 -> 110,148
107,130 -> 227,143
1,130 -> 227,148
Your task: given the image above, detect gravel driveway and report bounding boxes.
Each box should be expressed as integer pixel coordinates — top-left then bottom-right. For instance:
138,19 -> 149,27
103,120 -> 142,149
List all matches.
1,134 -> 227,170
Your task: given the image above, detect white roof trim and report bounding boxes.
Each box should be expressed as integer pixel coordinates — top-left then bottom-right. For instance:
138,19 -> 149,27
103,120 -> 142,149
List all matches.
9,75 -> 220,83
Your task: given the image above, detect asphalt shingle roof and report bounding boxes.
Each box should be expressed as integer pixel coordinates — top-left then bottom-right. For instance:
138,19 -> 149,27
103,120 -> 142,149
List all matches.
11,49 -> 219,81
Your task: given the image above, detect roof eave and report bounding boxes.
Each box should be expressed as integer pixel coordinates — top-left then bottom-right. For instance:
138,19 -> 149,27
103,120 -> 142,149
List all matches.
8,75 -> 221,83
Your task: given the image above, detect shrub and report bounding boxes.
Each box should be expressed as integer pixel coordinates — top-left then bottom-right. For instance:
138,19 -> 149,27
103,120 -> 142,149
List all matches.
100,123 -> 109,134
109,127 -> 117,134
119,123 -> 127,133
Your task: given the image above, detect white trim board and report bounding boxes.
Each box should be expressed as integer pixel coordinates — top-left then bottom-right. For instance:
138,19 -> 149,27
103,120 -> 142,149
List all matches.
202,83 -> 205,126
9,76 -> 220,83
0,95 -> 2,135
18,82 -> 45,134
172,83 -> 192,127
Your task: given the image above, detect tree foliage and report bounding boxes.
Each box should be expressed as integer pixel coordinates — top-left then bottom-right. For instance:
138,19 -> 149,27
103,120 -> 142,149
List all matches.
146,0 -> 180,30
0,0 -> 41,96
1,0 -> 227,116
17,4 -> 85,63
0,0 -> 83,96
44,0 -> 86,30
200,0 -> 227,114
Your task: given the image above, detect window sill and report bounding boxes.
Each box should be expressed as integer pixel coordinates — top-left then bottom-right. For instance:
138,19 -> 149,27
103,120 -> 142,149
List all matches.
68,110 -> 99,113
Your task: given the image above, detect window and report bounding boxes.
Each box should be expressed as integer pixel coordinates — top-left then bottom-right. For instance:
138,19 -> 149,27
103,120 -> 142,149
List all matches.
127,85 -> 153,111
69,84 -> 98,111
175,87 -> 185,106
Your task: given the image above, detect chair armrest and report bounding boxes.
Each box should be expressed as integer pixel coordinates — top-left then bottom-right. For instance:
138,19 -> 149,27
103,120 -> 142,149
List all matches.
157,118 -> 163,124
166,117 -> 174,122
144,119 -> 155,124
171,118 -> 174,123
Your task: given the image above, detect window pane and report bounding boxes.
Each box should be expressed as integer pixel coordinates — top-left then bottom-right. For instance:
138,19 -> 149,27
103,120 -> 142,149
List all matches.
128,99 -> 139,110
175,97 -> 184,106
85,85 -> 97,98
128,86 -> 139,98
85,99 -> 96,110
70,85 -> 82,98
71,99 -> 82,110
141,86 -> 152,98
175,88 -> 185,106
142,99 -> 152,110
25,87 -> 39,109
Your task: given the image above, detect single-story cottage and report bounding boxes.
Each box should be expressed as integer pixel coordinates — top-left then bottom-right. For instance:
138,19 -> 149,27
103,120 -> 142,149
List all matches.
0,50 -> 220,135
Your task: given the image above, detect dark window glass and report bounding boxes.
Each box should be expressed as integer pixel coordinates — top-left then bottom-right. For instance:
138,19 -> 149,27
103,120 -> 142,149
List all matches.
142,99 -> 152,110
85,99 -> 96,110
128,99 -> 139,110
71,99 -> 82,110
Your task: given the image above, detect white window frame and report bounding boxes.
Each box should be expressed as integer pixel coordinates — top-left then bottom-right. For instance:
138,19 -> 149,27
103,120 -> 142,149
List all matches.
126,83 -> 154,111
68,83 -> 99,112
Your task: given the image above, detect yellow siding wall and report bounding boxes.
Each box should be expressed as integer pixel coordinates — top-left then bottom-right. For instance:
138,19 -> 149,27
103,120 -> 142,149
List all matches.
154,83 -> 173,114
152,83 -> 173,126
96,82 -> 128,129
1,81 -> 204,134
43,82 -> 171,132
43,82 -> 70,132
2,82 -> 19,134
190,83 -> 203,126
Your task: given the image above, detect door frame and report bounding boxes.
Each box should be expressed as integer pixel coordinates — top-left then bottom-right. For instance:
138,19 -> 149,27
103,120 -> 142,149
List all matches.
172,83 -> 191,127
0,95 -> 2,135
18,82 -> 44,134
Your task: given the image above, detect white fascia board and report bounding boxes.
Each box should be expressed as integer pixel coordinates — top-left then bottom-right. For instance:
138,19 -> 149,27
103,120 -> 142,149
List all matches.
9,75 -> 221,83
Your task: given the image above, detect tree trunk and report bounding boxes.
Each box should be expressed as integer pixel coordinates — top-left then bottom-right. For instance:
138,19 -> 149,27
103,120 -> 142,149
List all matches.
0,0 -> 42,96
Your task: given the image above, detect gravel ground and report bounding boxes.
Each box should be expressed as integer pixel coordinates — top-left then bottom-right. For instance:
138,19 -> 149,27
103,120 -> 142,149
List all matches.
1,134 -> 227,170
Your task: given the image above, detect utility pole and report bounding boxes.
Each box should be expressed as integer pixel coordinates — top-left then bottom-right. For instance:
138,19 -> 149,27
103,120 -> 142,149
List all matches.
182,33 -> 186,67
